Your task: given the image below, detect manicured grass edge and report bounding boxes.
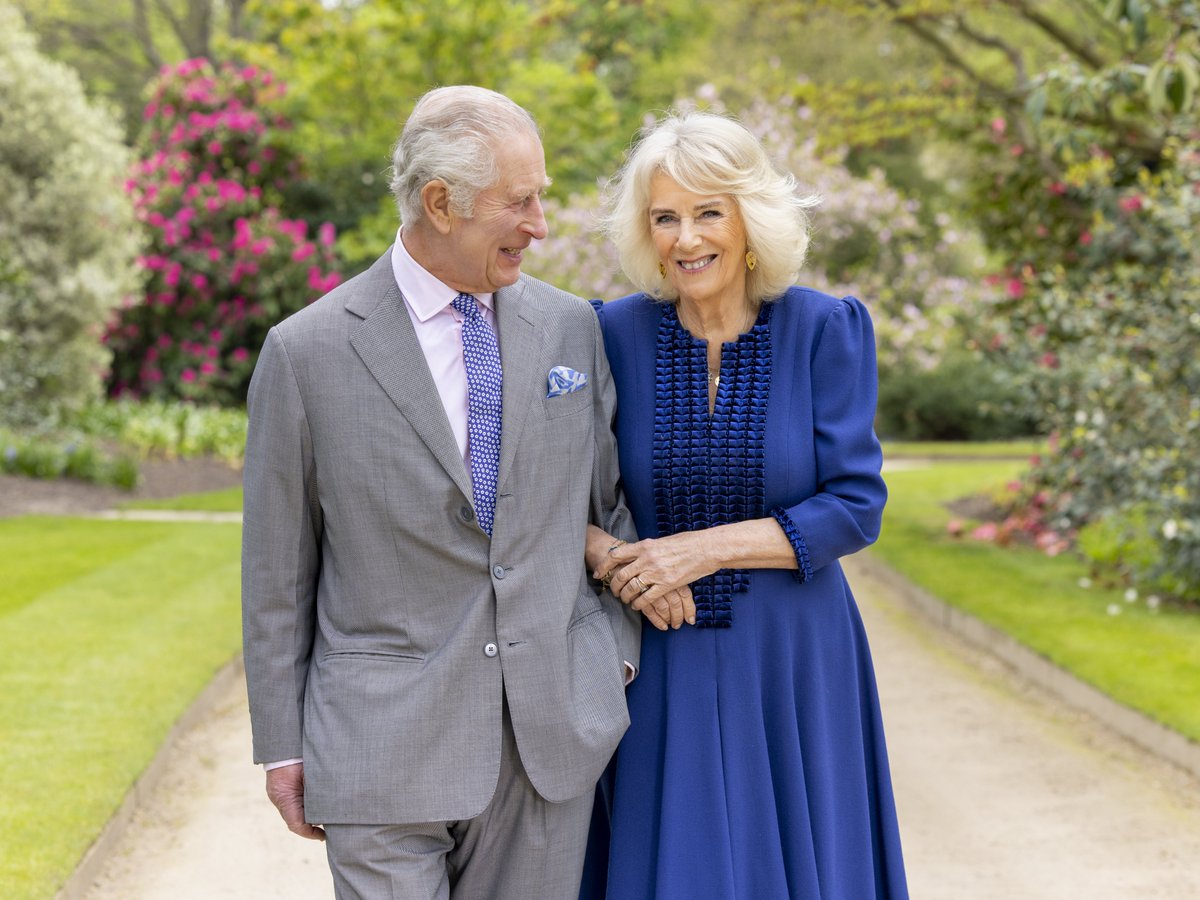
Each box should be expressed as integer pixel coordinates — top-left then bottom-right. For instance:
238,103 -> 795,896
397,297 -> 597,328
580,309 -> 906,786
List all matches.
56,655 -> 244,900
848,552 -> 1200,781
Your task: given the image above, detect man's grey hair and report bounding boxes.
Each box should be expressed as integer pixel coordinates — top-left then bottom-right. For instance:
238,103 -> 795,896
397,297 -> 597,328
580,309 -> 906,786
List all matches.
390,85 -> 541,225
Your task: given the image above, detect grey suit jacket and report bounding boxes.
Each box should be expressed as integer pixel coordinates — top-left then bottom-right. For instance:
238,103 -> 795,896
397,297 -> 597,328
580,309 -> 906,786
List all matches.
241,250 -> 640,824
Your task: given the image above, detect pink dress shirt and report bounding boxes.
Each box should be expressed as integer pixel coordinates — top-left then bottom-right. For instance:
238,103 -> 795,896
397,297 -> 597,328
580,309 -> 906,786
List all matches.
390,227 -> 495,471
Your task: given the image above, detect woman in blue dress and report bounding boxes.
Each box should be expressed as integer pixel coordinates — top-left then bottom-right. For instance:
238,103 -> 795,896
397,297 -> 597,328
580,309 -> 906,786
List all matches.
581,112 -> 908,899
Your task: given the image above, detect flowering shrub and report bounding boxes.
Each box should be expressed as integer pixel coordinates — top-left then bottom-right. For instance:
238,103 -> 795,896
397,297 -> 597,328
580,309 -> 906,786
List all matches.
957,37 -> 1200,601
0,10 -> 141,428
105,59 -> 341,405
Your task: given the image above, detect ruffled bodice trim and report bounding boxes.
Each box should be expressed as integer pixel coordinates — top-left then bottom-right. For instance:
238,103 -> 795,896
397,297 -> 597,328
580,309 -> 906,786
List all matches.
652,303 -> 772,627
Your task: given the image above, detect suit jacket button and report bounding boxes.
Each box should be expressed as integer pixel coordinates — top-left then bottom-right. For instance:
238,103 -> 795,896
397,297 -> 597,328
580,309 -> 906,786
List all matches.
460,506 -> 474,522
483,642 -> 498,658
492,565 -> 506,579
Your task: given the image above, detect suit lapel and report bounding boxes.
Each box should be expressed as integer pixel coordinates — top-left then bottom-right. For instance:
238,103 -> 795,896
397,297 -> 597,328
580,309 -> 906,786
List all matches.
347,251 -> 473,502
495,278 -> 542,495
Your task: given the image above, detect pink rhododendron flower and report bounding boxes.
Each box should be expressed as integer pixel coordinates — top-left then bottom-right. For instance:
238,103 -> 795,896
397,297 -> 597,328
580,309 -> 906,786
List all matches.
971,523 -> 998,541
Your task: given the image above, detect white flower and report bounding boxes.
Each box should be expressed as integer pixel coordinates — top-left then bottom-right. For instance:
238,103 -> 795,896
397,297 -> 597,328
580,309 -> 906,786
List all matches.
1124,588 -> 1138,603
1106,604 -> 1121,616
1147,595 -> 1162,610
1078,577 -> 1093,589
1163,519 -> 1179,540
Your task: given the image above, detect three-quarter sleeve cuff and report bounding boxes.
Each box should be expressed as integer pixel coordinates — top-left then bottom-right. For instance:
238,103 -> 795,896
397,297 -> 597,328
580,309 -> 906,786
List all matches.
771,507 -> 814,583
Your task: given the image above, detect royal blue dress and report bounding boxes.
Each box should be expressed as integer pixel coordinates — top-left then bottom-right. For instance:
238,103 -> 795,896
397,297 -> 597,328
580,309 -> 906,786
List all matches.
581,288 -> 908,900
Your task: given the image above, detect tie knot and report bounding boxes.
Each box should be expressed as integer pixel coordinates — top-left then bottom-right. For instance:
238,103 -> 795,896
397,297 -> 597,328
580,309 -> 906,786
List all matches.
452,292 -> 480,321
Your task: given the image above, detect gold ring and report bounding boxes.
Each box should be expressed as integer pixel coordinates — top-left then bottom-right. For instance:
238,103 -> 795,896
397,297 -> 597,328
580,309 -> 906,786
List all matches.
635,575 -> 652,593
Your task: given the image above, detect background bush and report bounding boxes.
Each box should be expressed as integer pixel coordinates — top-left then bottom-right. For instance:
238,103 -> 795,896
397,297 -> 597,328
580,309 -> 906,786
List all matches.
0,8 -> 141,429
876,351 -> 1038,442
103,58 -> 341,405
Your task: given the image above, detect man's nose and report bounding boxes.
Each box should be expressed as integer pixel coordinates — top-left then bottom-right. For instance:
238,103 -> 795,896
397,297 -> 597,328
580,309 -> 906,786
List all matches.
523,196 -> 549,241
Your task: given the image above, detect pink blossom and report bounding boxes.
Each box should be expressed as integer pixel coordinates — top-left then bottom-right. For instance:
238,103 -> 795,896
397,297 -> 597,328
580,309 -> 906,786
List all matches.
181,368 -> 197,383
1006,278 -> 1024,299
1119,195 -> 1143,212
164,265 -> 182,287
971,523 -> 998,541
191,273 -> 208,290
207,345 -> 219,359
318,222 -> 336,248
200,361 -> 217,375
231,347 -> 250,363
1048,181 -> 1066,196
250,238 -> 273,256
292,243 -> 316,262
207,140 -> 223,156
990,117 -> 1006,135
946,519 -> 964,537
1039,352 -> 1059,369
1079,231 -> 1093,246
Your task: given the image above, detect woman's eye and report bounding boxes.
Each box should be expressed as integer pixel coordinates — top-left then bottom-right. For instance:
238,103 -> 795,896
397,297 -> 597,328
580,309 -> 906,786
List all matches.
653,214 -> 677,226
700,209 -> 722,219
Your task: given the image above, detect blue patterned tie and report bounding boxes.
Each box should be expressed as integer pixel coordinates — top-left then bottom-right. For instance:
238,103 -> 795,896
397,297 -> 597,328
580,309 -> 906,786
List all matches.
453,292 -> 503,536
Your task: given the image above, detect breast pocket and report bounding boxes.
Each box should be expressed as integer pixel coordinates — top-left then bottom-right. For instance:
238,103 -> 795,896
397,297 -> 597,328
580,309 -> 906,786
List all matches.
542,385 -> 592,419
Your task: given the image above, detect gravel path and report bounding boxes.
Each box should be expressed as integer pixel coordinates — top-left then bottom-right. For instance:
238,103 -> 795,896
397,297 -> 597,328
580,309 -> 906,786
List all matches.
74,555 -> 1200,899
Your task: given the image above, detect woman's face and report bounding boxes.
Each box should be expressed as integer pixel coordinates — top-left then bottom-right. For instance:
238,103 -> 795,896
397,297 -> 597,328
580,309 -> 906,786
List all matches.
648,172 -> 748,309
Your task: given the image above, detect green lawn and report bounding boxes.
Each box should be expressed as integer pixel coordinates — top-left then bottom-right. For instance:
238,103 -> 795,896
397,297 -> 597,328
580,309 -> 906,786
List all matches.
875,459 -> 1200,743
0,516 -> 243,899
120,485 -> 243,512
882,438 -> 1045,459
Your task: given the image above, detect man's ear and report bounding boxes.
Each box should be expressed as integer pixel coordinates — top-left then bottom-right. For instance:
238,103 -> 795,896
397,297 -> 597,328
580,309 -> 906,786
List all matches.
421,180 -> 454,235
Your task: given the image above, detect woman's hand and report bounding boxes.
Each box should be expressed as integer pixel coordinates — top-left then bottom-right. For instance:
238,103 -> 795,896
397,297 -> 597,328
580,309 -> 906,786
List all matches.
607,532 -> 720,624
590,525 -> 696,630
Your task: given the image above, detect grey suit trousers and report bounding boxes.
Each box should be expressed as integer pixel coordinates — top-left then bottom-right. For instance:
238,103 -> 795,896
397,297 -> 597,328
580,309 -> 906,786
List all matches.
323,693 -> 594,900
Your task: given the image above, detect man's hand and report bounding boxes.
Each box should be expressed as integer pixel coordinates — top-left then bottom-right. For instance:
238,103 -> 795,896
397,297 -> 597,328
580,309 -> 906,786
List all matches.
266,763 -> 325,841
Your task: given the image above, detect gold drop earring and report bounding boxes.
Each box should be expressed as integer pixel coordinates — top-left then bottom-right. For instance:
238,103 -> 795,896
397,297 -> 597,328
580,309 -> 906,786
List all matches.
745,250 -> 757,272
659,261 -> 667,278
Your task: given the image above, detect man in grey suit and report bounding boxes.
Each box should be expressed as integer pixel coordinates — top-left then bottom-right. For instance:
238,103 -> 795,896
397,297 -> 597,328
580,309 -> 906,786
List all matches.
241,86 -> 683,898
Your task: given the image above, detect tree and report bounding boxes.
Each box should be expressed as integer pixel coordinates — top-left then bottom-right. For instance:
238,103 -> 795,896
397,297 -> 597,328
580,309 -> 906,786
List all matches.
104,58 -> 341,405
0,6 -> 142,429
10,0 -> 256,135
783,0 -> 1200,598
230,0 -> 700,272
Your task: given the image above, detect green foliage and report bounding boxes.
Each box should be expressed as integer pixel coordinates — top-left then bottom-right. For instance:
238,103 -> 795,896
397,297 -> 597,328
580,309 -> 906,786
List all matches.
0,516 -> 242,897
75,399 -> 248,463
231,0 -> 697,270
0,429 -> 140,488
0,8 -> 142,429
876,351 -> 1038,442
786,1 -> 1200,600
10,0 -> 257,136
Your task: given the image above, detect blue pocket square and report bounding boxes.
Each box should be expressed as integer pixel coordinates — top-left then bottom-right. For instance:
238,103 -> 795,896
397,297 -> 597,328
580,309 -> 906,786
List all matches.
547,365 -> 589,398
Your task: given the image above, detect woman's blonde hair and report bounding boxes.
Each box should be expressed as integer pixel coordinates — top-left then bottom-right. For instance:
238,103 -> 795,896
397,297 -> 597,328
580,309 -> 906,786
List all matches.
603,111 -> 818,304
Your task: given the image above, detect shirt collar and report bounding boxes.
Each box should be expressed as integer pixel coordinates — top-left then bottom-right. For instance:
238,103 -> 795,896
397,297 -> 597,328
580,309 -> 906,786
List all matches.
391,227 -> 495,323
